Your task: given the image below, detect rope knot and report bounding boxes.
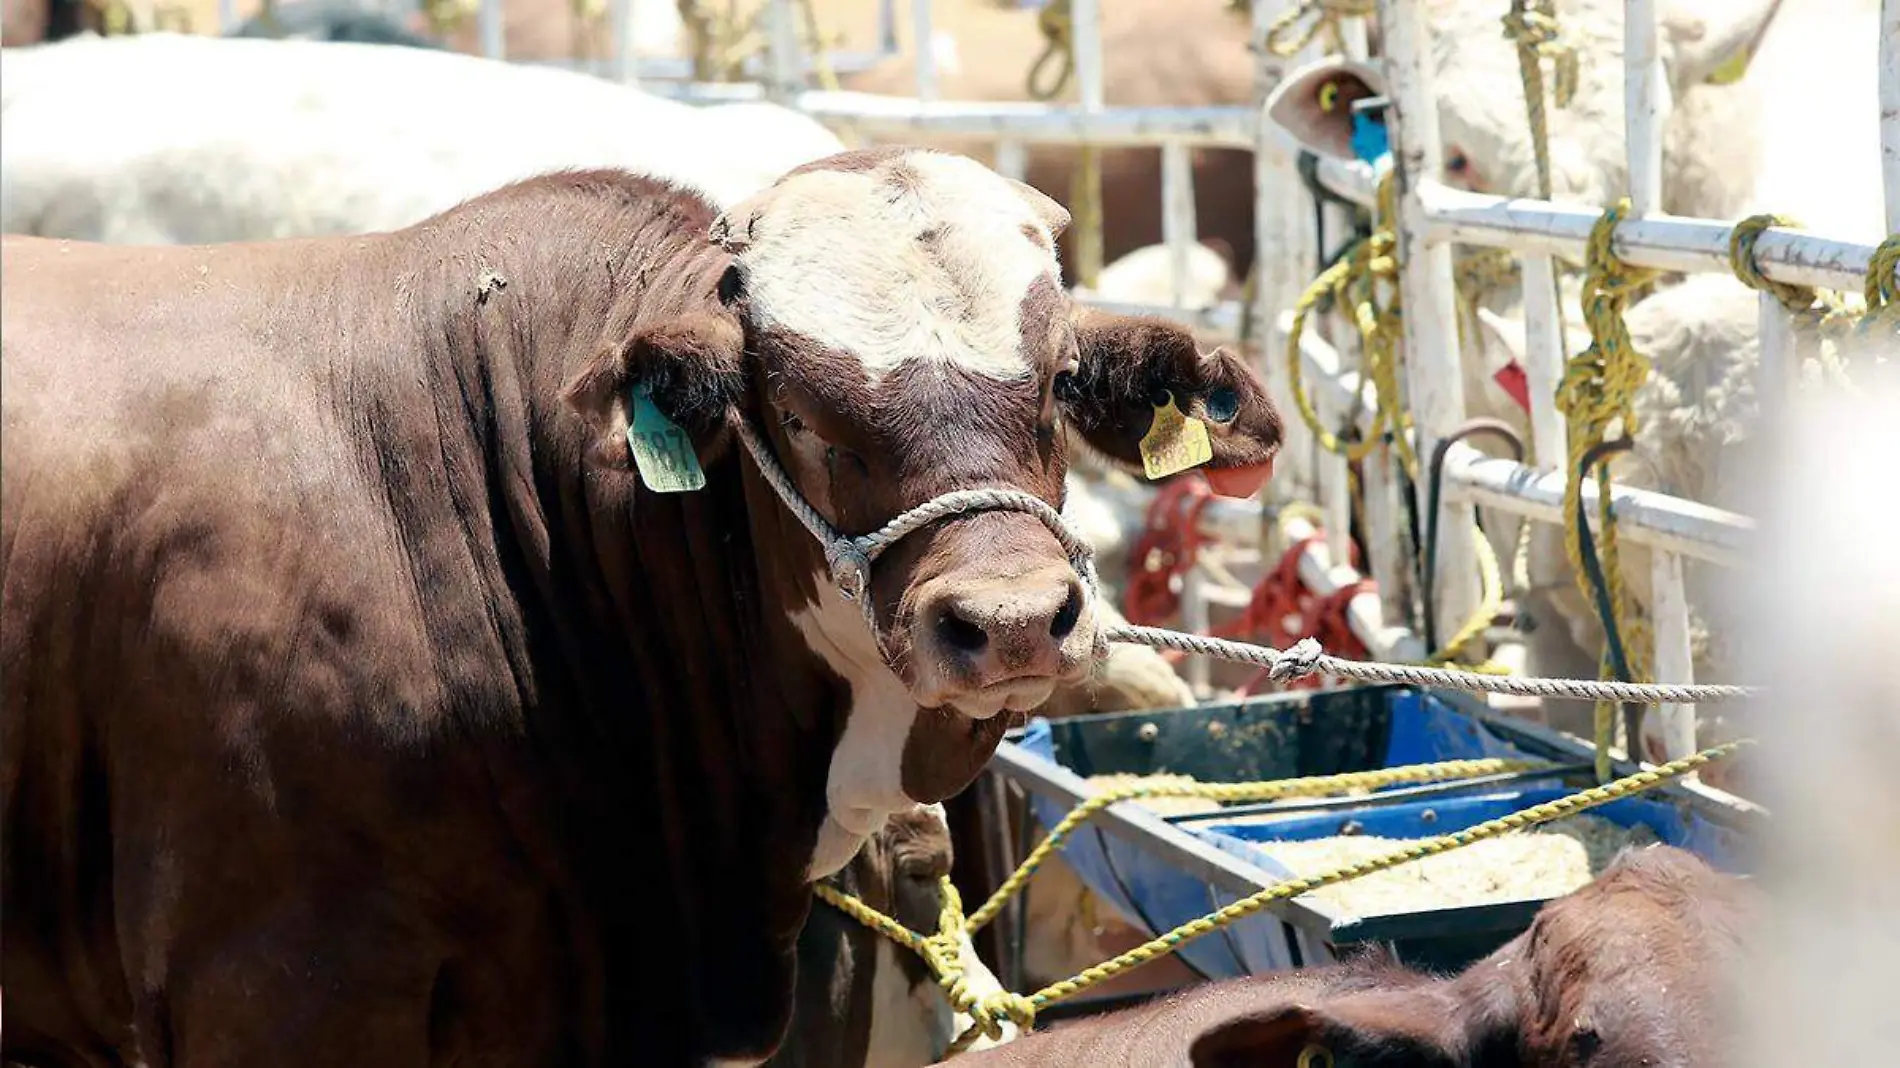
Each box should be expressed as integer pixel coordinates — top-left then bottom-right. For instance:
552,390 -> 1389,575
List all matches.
968,991 -> 1037,1039
1269,637 -> 1325,682
826,541 -> 872,603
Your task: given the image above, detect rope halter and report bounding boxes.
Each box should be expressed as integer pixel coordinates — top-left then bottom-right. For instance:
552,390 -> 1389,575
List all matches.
727,414 -> 1106,654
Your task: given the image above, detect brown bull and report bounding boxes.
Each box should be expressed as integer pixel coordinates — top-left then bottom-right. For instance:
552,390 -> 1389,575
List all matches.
0,146 -> 1280,1066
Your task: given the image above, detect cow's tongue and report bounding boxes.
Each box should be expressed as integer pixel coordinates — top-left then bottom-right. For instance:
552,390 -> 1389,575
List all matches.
1204,457 -> 1276,499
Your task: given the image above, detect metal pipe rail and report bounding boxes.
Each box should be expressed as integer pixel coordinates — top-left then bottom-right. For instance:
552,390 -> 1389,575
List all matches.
1311,162 -> 1895,294
647,89 -> 1259,149
1441,446 -> 1753,569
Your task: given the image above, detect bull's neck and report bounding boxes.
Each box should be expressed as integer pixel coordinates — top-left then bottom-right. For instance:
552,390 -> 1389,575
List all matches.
401,175 -> 847,1058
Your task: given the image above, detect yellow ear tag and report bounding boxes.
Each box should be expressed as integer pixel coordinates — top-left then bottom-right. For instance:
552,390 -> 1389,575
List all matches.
1138,391 -> 1214,481
1705,46 -> 1753,85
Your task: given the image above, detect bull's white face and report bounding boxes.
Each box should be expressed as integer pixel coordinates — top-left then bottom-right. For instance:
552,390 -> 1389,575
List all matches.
716,149 -> 1071,382
711,149 -> 1092,879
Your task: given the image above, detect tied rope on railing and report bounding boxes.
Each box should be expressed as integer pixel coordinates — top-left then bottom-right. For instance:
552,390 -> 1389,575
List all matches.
1728,213 -> 1862,389
1259,0 -> 1376,58
678,0 -> 834,84
1555,198 -> 1658,782
1282,173 -> 1511,673
1494,0 -> 1579,422
1861,233 -> 1900,336
817,741 -> 1749,1055
1500,0 -> 1578,203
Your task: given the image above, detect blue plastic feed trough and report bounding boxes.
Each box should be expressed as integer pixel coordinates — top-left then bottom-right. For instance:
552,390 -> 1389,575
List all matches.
996,685 -> 1757,980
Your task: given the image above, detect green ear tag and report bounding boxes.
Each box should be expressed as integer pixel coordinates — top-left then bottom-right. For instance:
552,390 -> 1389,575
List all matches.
626,382 -> 706,493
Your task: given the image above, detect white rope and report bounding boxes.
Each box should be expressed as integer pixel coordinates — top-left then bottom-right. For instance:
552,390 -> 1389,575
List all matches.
725,412 -> 1759,706
730,415 -> 1103,635
1106,628 -> 1756,704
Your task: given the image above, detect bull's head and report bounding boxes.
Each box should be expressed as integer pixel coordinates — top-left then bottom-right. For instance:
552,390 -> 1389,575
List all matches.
562,147 -> 1282,874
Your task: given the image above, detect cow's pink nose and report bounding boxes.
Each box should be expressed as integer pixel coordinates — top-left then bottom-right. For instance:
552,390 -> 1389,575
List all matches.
925,566 -> 1085,685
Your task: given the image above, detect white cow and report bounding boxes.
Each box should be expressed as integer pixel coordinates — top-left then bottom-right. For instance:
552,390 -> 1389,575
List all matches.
0,32 -> 846,243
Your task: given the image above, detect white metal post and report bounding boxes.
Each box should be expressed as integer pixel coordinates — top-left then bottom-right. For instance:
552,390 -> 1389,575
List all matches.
1648,549 -> 1698,767
993,140 -> 1029,183
1339,14 -> 1369,61
1519,255 -> 1569,469
1625,0 -> 1669,215
1251,0 -> 1319,507
480,0 -> 506,59
1181,566 -> 1213,694
878,0 -> 899,54
612,0 -> 642,88
1071,0 -> 1104,113
1883,0 -> 1900,233
1757,295 -> 1800,431
764,0 -> 801,105
1161,142 -> 1198,309
1520,253 -> 1571,627
911,0 -> 938,102
1377,0 -> 1482,643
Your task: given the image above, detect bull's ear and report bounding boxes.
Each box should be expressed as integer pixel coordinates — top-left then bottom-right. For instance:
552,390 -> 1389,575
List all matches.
560,309 -> 747,470
1064,312 -> 1283,497
1264,55 -> 1387,163
1189,1006 -> 1321,1068
1191,993 -> 1473,1068
1008,179 -> 1071,241
1660,0 -> 1783,91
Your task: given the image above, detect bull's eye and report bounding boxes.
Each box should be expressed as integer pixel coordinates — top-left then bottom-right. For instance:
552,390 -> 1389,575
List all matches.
1446,148 -> 1471,177
717,263 -> 744,305
779,409 -> 808,435
1205,386 -> 1240,423
1054,370 -> 1081,405
1297,1045 -> 1334,1068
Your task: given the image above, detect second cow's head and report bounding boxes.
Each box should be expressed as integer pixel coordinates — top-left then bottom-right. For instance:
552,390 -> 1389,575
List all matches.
565,147 -> 1282,722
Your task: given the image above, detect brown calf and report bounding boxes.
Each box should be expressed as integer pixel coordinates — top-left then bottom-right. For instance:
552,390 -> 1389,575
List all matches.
946,844 -> 1755,1067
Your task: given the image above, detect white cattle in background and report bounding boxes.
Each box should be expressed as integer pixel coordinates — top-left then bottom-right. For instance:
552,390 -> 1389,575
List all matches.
0,32 -> 845,243
1734,349 -> 1900,1068
1071,240 -> 1238,313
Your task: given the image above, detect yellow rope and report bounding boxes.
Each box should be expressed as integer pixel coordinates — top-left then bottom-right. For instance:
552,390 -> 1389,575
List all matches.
1261,0 -> 1375,58
963,757 -> 1542,934
1429,520 -> 1507,668
1729,213 -> 1868,389
1500,0 -> 1578,203
816,741 -> 1746,1055
674,0 -> 769,82
814,874 -> 1038,1052
1862,233 -> 1900,336
1025,0 -> 1075,102
1554,199 -> 1657,783
1283,175 -> 1505,671
795,0 -> 843,93
1285,174 -> 1415,471
1023,740 -> 1743,1015
1285,234 -> 1400,464
1728,214 -> 1860,337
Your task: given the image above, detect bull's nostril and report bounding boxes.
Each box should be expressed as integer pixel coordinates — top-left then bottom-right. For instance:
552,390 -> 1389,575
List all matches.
1049,585 -> 1083,639
937,610 -> 989,654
